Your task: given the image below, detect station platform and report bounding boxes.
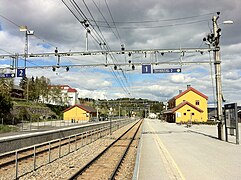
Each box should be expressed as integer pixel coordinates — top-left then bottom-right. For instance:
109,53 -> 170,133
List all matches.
133,119 -> 241,180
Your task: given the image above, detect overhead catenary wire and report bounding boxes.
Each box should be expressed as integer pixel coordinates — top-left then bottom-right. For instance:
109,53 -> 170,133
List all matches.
62,0 -> 132,96
86,0 -> 131,95
90,0 -> 131,91
94,19 -> 210,29
81,0 -> 109,46
89,12 -> 215,24
104,0 -> 122,43
81,0 -> 131,95
62,0 -> 101,45
90,0 -> 120,43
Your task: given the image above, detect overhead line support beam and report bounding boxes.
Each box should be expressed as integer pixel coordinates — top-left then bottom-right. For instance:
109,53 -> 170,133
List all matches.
0,47 -> 215,59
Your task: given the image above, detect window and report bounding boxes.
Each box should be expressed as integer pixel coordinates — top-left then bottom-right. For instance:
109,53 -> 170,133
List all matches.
196,100 -> 200,106
184,113 -> 186,115
187,109 -> 190,112
192,113 -> 194,115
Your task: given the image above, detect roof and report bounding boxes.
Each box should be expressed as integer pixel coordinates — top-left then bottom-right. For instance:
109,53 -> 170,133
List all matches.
67,88 -> 77,93
63,104 -> 97,113
174,87 -> 208,100
171,101 -> 204,113
49,85 -> 77,92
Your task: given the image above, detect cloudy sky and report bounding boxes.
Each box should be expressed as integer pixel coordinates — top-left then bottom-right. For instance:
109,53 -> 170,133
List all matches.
0,0 -> 241,106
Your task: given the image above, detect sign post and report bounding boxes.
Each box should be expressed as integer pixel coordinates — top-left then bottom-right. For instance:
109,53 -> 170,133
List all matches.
224,103 -> 239,144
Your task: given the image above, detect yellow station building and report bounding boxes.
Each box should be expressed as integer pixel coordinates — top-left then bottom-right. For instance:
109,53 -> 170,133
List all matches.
165,86 -> 208,123
63,104 -> 97,122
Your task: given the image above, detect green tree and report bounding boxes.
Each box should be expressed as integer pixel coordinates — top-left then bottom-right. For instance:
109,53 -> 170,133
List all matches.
0,78 -> 13,123
19,76 -> 51,102
39,76 -> 51,103
49,86 -> 62,105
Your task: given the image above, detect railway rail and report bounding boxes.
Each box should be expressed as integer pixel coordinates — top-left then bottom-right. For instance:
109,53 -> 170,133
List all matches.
0,125 -> 112,179
68,119 -> 143,180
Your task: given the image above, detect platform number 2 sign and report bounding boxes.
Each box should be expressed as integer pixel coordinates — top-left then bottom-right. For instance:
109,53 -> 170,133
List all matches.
17,69 -> 26,77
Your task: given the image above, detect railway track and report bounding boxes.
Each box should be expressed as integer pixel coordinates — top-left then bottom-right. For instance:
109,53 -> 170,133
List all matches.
0,126 -> 109,179
68,119 -> 143,180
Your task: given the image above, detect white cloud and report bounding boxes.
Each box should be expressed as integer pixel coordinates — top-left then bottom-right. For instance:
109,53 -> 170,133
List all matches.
224,71 -> 240,80
1,0 -> 241,105
77,89 -> 107,100
170,74 -> 193,83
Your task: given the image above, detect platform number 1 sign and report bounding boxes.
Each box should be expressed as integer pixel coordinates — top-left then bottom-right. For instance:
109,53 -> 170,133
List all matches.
17,69 -> 26,77
142,64 -> 151,74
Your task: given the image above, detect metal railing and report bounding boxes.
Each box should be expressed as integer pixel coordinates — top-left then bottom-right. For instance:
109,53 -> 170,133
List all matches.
0,118 -> 136,179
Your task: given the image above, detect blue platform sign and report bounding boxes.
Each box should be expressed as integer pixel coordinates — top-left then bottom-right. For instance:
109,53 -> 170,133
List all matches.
153,68 -> 181,73
17,69 -> 26,77
142,64 -> 152,74
0,73 -> 15,78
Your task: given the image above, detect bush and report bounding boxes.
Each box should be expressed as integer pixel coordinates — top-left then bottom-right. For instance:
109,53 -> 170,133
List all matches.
0,124 -> 18,133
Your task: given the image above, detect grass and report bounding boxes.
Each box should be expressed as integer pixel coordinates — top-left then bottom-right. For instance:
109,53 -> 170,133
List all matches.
13,100 -> 47,108
0,124 -> 18,133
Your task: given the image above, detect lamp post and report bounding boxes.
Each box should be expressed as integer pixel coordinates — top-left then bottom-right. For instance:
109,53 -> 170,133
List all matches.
212,15 -> 224,140
20,26 -> 34,102
204,13 -> 233,140
19,26 -> 34,69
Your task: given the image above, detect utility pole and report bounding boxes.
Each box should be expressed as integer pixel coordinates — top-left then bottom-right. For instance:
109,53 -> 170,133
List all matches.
213,15 -> 223,140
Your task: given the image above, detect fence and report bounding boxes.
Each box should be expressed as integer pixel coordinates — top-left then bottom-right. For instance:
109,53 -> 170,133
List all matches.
0,118 -> 136,179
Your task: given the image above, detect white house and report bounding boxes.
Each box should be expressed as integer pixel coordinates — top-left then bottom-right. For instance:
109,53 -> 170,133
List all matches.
39,85 -> 78,106
59,85 -> 78,106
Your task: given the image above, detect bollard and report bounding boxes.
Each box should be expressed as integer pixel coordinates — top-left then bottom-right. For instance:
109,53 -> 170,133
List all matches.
75,135 -> 77,151
68,137 -> 71,153
33,146 -> 36,170
15,151 -> 18,180
85,132 -> 88,145
81,133 -> 84,147
48,142 -> 51,163
59,139 -> 61,158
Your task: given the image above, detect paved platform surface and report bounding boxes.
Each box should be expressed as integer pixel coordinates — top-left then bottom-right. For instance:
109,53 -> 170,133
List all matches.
133,119 -> 241,180
0,120 -> 94,138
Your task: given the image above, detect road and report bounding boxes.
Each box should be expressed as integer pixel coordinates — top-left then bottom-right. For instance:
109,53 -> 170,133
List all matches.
136,119 -> 241,180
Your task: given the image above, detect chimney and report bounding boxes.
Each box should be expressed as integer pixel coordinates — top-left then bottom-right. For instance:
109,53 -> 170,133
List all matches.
179,90 -> 182,94
187,84 -> 191,89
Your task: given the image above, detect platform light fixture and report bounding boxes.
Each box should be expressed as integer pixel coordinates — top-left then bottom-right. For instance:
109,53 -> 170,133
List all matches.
20,26 -> 34,69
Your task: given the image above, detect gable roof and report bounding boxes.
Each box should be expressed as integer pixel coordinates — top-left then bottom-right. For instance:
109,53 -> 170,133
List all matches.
171,101 -> 204,113
67,87 -> 77,93
63,104 -> 96,113
174,87 -> 208,100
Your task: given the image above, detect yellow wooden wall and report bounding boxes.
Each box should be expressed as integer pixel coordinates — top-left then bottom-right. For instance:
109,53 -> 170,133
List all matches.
63,106 -> 90,121
175,105 -> 204,123
175,91 -> 208,122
